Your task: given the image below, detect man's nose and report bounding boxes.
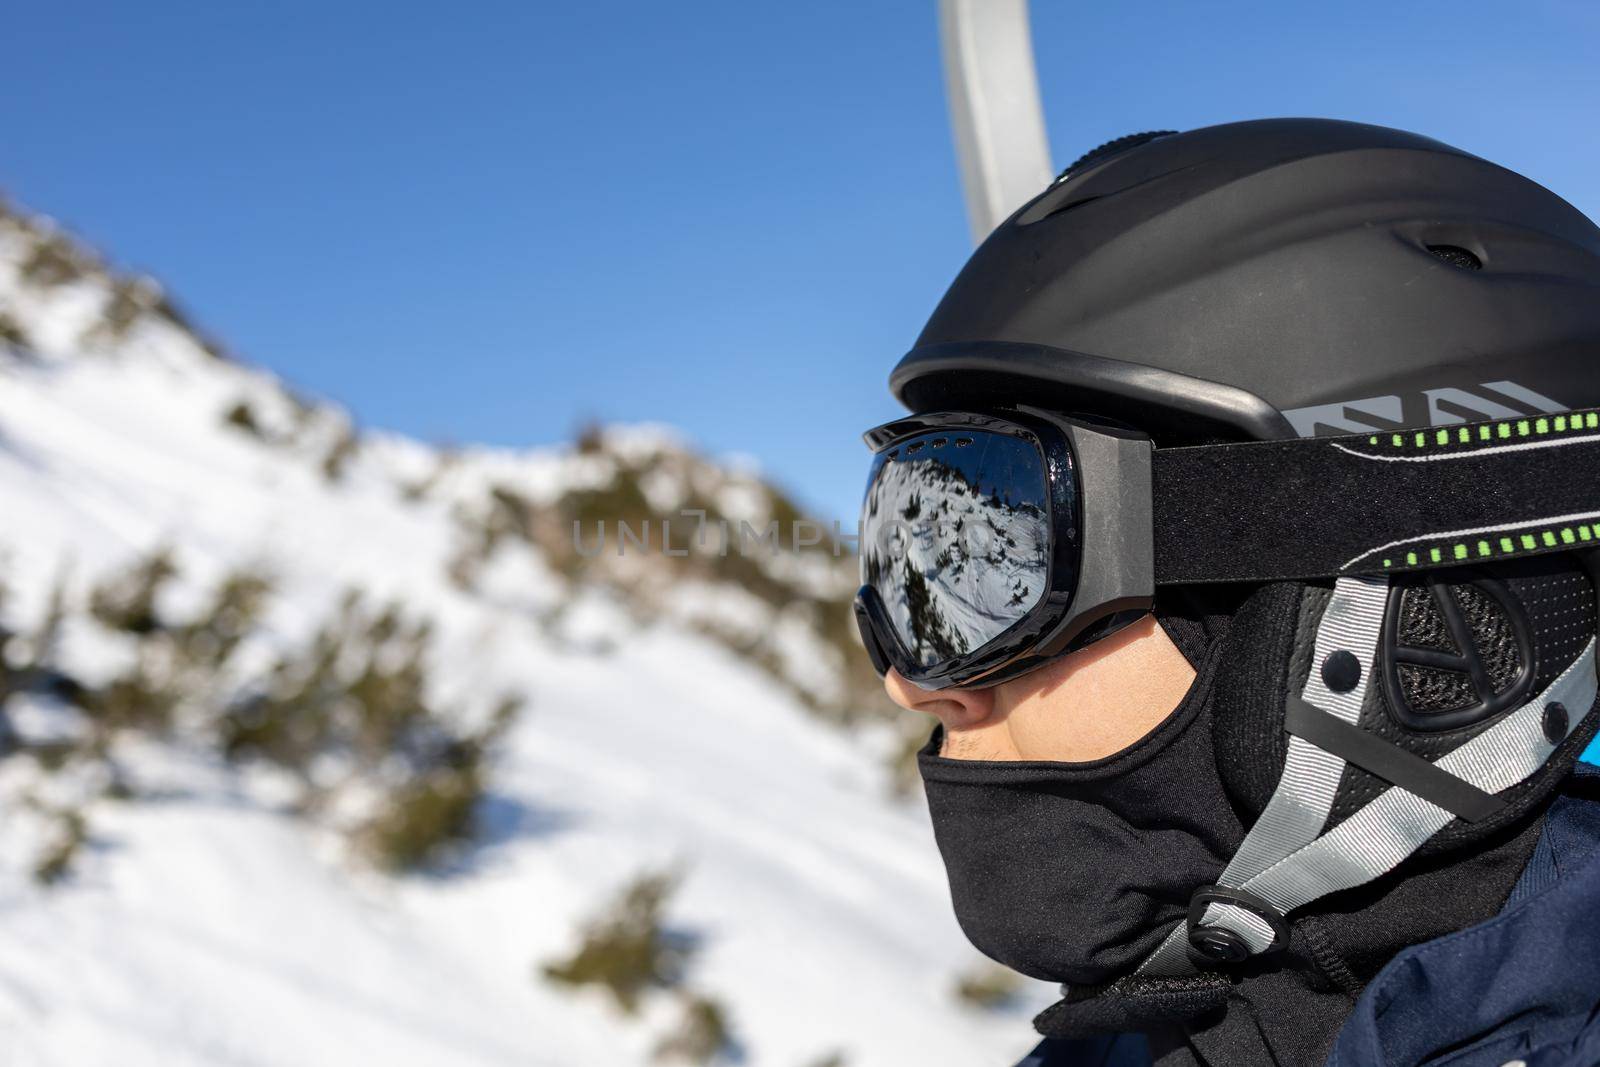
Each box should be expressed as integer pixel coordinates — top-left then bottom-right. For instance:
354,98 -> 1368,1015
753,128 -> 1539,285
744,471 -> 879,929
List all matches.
882,668 -> 995,730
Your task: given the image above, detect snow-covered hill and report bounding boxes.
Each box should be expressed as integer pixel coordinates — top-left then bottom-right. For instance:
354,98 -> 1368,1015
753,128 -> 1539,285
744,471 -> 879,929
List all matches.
0,198 -> 1049,1066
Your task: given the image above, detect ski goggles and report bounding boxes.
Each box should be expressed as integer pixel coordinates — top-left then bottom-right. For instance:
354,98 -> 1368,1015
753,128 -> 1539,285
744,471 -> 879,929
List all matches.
855,405 -> 1600,689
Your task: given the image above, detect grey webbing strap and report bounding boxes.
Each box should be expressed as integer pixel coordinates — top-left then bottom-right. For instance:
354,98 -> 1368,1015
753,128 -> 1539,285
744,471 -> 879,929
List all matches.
1217,578 -> 1391,884
1139,576 -> 1599,977
1223,641 -> 1594,923
1139,577 -> 1390,975
1283,697 -> 1507,822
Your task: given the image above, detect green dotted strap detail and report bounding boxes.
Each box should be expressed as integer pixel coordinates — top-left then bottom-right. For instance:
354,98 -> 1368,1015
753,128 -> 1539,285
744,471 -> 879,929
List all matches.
1377,523 -> 1599,571
1364,409 -> 1600,452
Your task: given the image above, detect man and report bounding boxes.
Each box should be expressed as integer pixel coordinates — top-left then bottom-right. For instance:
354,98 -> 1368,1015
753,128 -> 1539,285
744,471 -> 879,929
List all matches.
853,120 -> 1600,1066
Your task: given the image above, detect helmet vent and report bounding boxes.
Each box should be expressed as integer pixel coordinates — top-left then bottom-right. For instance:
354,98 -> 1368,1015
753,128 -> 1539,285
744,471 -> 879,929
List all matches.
1425,244 -> 1483,271
1381,576 -> 1534,731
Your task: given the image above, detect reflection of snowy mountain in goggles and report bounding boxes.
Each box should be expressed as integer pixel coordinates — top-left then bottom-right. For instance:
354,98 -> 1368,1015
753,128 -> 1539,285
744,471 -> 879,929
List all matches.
861,432 -> 1048,666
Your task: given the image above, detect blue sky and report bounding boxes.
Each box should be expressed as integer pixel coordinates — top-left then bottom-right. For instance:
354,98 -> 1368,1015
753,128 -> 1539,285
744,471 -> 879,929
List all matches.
4,1 -> 1598,520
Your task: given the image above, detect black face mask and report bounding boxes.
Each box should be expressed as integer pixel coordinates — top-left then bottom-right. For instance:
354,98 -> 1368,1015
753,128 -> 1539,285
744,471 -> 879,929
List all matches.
921,571 -> 1597,1064
917,644 -> 1244,988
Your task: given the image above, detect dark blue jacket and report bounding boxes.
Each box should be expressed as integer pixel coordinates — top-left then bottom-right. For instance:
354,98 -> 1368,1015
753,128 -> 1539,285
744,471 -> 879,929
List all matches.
1017,763 -> 1600,1067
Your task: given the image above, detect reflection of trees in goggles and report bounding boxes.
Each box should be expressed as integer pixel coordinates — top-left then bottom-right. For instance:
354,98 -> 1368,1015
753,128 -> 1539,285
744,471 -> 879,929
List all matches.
869,516 -> 1006,561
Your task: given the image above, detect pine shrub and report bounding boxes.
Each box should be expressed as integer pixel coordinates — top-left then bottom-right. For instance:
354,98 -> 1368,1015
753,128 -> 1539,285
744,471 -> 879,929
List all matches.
219,593 -> 522,870
321,429 -> 358,482
99,277 -> 158,340
88,550 -> 176,636
223,401 -> 264,438
78,551 -> 249,739
541,868 -> 695,1014
172,571 -> 270,671
954,963 -> 1024,1011
574,421 -> 606,455
801,1054 -> 848,1067
32,806 -> 88,886
153,292 -> 229,360
652,993 -> 738,1065
361,764 -> 482,871
20,234 -> 87,288
8,553 -> 517,877
0,579 -> 13,749
0,574 -> 83,759
0,311 -> 29,353
77,653 -> 177,736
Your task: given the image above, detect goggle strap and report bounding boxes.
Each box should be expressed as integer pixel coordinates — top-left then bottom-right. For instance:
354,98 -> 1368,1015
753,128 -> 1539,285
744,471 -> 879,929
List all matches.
1152,409 -> 1600,584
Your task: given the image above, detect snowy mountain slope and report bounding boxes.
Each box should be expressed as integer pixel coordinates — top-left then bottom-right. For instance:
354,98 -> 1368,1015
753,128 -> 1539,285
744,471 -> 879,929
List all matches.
0,200 -> 1050,1065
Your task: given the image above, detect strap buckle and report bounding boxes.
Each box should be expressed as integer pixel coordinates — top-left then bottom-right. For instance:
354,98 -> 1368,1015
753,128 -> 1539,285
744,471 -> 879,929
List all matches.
1186,885 -> 1290,966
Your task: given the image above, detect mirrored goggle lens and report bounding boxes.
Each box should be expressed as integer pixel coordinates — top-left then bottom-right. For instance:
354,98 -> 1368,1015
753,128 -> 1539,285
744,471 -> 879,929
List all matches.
860,429 -> 1050,668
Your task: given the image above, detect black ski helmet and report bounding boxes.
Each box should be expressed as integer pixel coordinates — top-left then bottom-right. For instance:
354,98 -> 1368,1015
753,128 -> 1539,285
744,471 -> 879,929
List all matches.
893,121 -> 1600,1020
893,118 -> 1600,443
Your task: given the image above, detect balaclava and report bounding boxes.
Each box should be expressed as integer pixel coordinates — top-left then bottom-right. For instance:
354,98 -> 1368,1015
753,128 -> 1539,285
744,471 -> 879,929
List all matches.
919,556 -> 1599,1064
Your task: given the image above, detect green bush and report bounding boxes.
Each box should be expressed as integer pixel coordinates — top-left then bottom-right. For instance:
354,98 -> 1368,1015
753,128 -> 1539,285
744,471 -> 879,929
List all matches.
954,963 -> 1024,1011
652,993 -> 738,1065
20,233 -> 88,287
88,550 -> 176,636
100,277 -> 155,340
2,573 -> 85,762
219,593 -> 421,771
172,571 -> 270,671
0,573 -> 13,702
361,765 -> 482,872
32,806 -> 88,886
0,595 -> 15,760
541,868 -> 694,1014
78,558 -> 270,744
218,593 -> 522,870
79,554 -> 239,733
321,429 -> 358,482
401,450 -> 458,502
800,1054 -> 848,1067
218,625 -> 340,770
13,554 -> 519,876
361,695 -> 518,871
152,292 -> 229,360
76,653 -> 176,736
223,401 -> 264,438
0,312 -> 29,353
574,421 -> 606,455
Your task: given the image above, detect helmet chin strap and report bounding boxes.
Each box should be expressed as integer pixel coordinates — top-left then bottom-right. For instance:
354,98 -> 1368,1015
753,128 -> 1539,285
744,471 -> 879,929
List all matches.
1136,574 -> 1599,977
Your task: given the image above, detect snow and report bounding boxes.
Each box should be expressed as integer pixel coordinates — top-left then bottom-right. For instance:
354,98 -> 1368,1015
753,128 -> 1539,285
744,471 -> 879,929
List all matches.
0,207 -> 1050,1065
